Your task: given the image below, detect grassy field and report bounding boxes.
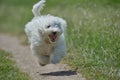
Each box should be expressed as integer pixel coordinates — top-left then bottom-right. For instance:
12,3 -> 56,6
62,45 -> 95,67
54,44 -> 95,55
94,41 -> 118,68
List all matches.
0,50 -> 30,80
0,0 -> 120,80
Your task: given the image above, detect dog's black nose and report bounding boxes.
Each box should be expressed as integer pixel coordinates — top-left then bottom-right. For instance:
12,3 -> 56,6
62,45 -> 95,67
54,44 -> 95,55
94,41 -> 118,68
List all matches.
52,32 -> 57,35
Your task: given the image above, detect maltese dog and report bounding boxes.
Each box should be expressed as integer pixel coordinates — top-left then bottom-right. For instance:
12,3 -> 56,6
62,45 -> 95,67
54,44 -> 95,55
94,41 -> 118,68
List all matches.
25,0 -> 67,66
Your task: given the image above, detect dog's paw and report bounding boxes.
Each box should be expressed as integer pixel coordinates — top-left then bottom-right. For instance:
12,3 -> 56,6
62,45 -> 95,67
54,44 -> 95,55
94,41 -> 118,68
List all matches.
39,62 -> 46,66
50,59 -> 60,64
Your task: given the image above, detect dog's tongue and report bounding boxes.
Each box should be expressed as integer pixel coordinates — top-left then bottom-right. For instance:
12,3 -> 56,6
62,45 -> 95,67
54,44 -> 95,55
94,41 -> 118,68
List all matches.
49,35 -> 57,42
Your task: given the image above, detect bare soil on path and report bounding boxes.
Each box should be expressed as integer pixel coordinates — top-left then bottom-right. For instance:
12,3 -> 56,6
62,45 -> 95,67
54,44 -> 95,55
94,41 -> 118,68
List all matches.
0,34 -> 86,80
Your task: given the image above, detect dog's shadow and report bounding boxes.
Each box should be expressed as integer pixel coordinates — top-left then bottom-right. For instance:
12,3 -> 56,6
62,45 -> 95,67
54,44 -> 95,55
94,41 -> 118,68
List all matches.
40,70 -> 77,76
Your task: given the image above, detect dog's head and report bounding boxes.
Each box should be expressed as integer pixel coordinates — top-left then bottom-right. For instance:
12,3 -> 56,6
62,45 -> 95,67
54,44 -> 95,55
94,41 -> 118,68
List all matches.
38,15 -> 67,43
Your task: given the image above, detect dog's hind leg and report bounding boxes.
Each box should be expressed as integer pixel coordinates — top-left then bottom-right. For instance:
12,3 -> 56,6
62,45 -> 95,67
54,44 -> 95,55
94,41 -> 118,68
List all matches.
32,0 -> 46,17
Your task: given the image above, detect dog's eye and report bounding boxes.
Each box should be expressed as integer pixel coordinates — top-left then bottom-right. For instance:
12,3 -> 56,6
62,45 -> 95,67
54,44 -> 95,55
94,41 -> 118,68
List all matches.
47,25 -> 51,28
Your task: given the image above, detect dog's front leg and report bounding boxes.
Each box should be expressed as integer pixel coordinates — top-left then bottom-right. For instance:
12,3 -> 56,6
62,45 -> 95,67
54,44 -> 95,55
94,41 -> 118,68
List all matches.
38,54 -> 50,66
50,43 -> 66,64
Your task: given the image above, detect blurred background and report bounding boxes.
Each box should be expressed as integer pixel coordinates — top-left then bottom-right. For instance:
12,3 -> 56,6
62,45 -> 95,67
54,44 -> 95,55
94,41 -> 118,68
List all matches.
0,0 -> 120,80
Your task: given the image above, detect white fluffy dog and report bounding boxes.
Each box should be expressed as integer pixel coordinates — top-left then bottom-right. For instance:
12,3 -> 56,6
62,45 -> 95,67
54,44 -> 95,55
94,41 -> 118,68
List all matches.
25,0 -> 67,66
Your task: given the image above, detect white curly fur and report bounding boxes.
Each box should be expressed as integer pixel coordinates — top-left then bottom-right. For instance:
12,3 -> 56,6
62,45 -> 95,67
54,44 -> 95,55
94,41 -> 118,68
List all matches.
25,0 -> 67,66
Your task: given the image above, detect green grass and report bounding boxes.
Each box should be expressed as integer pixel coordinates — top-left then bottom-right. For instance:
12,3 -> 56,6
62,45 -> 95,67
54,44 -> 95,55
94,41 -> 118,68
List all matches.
0,0 -> 120,80
0,49 -> 30,80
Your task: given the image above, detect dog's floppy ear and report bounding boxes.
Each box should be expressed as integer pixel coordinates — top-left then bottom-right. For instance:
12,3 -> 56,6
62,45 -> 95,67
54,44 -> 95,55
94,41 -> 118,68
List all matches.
60,19 -> 67,34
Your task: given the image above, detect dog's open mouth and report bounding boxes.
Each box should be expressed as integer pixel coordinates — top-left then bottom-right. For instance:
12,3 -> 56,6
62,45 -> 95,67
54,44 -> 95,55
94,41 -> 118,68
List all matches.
49,34 -> 57,42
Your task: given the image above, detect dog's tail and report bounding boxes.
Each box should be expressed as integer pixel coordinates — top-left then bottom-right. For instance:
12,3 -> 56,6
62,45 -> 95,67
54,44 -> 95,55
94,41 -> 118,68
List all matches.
32,0 -> 46,17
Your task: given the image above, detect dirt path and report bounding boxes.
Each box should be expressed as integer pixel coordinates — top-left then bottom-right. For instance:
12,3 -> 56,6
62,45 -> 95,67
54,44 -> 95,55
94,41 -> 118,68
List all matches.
0,34 -> 86,80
